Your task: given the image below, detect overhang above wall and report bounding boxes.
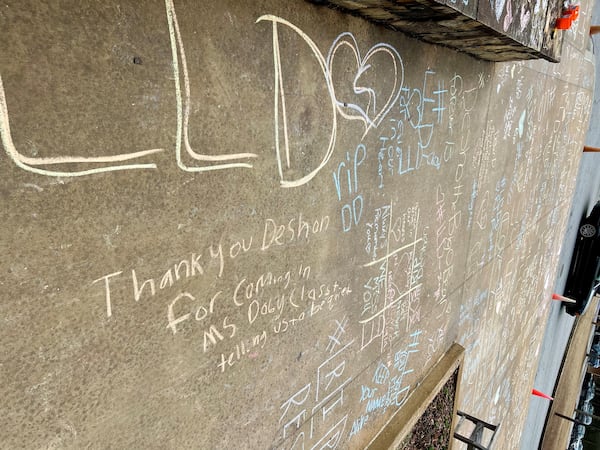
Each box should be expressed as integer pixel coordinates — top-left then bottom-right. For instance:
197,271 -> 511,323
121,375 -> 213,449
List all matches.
309,0 -> 565,62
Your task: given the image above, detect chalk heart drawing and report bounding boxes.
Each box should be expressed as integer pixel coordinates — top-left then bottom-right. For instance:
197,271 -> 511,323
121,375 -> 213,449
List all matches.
519,5 -> 531,32
327,33 -> 404,138
258,15 -> 406,188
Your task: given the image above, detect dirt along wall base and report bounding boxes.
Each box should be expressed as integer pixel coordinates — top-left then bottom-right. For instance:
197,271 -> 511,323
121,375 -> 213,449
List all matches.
366,343 -> 465,449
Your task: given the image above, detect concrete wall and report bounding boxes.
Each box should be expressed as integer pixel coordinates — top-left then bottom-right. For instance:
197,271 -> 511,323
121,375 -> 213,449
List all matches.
0,1 -> 593,448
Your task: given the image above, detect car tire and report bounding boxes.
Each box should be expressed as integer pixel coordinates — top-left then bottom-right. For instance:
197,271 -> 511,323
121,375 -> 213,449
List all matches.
580,223 -> 597,238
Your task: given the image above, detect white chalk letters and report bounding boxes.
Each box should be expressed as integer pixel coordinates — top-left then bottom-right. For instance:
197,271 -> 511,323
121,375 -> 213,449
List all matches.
1,4 -> 404,186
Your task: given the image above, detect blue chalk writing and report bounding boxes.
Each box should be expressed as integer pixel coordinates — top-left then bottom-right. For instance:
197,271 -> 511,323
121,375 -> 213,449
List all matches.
332,144 -> 366,232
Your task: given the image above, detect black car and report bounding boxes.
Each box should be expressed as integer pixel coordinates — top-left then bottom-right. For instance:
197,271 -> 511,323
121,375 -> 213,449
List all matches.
564,201 -> 600,316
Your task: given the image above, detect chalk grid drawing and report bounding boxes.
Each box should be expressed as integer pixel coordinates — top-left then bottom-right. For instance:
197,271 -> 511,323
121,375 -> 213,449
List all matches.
360,202 -> 425,354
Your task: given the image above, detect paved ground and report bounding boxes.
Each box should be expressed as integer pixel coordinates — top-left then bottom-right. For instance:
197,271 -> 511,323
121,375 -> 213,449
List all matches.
521,145 -> 600,448
541,296 -> 600,449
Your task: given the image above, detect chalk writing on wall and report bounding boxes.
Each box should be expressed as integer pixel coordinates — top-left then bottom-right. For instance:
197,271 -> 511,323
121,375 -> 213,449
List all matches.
0,0 -> 595,449
1,9 -> 407,188
333,144 -> 366,232
0,1 -> 260,177
359,202 -> 426,358
277,319 -> 354,449
349,330 -> 421,439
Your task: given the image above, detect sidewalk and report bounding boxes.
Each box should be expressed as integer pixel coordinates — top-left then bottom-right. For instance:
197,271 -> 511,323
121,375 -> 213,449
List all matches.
541,296 -> 600,449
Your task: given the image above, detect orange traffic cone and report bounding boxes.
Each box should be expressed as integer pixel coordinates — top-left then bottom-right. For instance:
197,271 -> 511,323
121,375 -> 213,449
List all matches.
532,389 -> 554,400
552,293 -> 576,304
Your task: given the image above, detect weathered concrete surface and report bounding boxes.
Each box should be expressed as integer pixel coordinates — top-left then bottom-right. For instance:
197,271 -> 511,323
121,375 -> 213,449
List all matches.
0,1 -> 594,449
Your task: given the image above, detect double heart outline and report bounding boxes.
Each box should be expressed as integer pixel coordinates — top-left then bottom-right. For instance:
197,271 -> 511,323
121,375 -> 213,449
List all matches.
326,32 -> 405,140
259,15 -> 406,188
